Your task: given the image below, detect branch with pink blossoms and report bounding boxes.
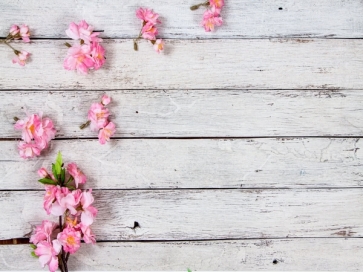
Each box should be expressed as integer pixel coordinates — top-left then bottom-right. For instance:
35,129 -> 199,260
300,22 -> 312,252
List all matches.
14,113 -> 56,159
63,20 -> 106,74
30,152 -> 97,272
80,94 -> 116,144
190,0 -> 224,32
134,7 -> 165,53
1,24 -> 31,65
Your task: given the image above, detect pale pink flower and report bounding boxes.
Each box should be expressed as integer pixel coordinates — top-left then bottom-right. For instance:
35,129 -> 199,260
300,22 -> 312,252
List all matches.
101,94 -> 111,105
87,103 -> 110,131
34,117 -> 57,149
38,167 -> 50,178
79,223 -> 96,244
209,0 -> 224,9
90,42 -> 106,70
98,122 -> 116,145
63,44 -> 95,74
34,240 -> 61,272
136,8 -> 161,25
141,22 -> 158,40
66,20 -> 102,44
67,163 -> 87,188
43,185 -> 61,215
80,190 -> 98,226
18,141 -> 41,159
202,9 -> 223,32
19,24 -> 30,42
12,50 -> 30,66
59,189 -> 82,215
48,186 -> 71,216
14,114 -> 42,143
57,227 -> 81,254
9,24 -> 19,36
30,220 -> 58,244
153,39 -> 164,53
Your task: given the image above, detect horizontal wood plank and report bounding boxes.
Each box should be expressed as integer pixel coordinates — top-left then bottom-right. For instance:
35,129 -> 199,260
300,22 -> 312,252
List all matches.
1,138 -> 363,190
1,39 -> 363,90
1,239 -> 363,270
2,0 -> 363,39
1,90 -> 363,138
1,189 -> 362,240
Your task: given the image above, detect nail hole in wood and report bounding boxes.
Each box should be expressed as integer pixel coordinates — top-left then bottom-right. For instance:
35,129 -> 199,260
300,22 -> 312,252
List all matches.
279,7 -> 283,10
273,259 -> 278,264
130,221 -> 140,230
136,111 -> 138,113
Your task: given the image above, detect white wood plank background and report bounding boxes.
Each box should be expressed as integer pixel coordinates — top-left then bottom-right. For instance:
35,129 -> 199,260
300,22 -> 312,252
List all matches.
1,0 -> 362,270
1,90 -> 363,137
0,39 -> 363,90
1,189 -> 363,240
0,138 -> 362,190
2,239 -> 363,270
2,0 -> 363,39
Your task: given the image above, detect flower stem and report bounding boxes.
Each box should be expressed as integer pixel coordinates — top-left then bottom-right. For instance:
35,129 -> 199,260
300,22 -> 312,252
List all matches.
13,117 -> 19,122
80,120 -> 91,129
190,1 -> 210,10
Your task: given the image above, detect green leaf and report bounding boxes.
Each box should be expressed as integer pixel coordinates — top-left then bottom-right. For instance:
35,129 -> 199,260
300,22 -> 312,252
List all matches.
67,185 -> 76,190
31,251 -> 38,258
38,178 -> 57,185
187,269 -> 192,272
51,163 -> 58,181
54,152 -> 63,176
30,244 -> 36,249
61,168 -> 66,183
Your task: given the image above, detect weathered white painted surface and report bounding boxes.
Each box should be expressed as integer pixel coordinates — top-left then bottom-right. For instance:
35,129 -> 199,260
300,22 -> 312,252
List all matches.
0,138 -> 362,190
1,0 -> 363,39
1,189 -> 362,240
1,90 -> 363,137
1,39 -> 363,90
2,239 -> 363,270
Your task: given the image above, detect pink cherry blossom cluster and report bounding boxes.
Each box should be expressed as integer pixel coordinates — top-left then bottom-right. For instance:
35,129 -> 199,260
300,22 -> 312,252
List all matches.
134,7 -> 165,53
3,24 -> 31,65
81,94 -> 116,144
14,113 -> 56,159
30,153 -> 97,272
191,0 -> 224,32
63,20 -> 106,74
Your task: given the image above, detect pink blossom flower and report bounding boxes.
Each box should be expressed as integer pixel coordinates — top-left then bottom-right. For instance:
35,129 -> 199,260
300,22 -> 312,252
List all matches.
80,190 -> 98,226
66,20 -> 102,44
63,44 -> 95,74
67,163 -> 87,188
34,240 -> 61,272
141,22 -> 158,40
59,189 -> 82,215
43,185 -> 61,215
14,114 -> 42,143
202,9 -> 223,32
19,24 -> 30,42
153,39 -> 164,53
34,117 -> 57,150
30,220 -> 58,245
12,50 -> 30,66
90,42 -> 106,70
79,223 -> 96,244
38,167 -> 50,178
87,103 -> 110,131
136,8 -> 161,25
18,141 -> 41,159
9,24 -> 19,36
101,94 -> 111,105
98,122 -> 116,145
57,227 -> 81,254
209,0 -> 224,9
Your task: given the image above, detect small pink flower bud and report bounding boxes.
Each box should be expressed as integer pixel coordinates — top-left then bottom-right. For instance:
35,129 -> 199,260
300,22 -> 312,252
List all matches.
9,24 -> 20,36
101,94 -> 111,105
38,167 -> 49,178
19,24 -> 30,43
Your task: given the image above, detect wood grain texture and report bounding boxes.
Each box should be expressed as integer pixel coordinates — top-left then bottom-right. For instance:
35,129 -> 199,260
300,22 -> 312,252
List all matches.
1,0 -> 363,39
1,239 -> 363,270
1,189 -> 362,240
1,90 -> 363,138
1,39 -> 363,90
1,138 -> 363,190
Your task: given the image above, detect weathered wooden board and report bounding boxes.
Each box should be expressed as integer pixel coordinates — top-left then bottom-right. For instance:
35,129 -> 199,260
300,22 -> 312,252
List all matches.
1,138 -> 362,190
1,189 -> 362,240
1,90 -> 363,138
1,39 -> 363,90
1,0 -> 363,39
1,239 -> 363,270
